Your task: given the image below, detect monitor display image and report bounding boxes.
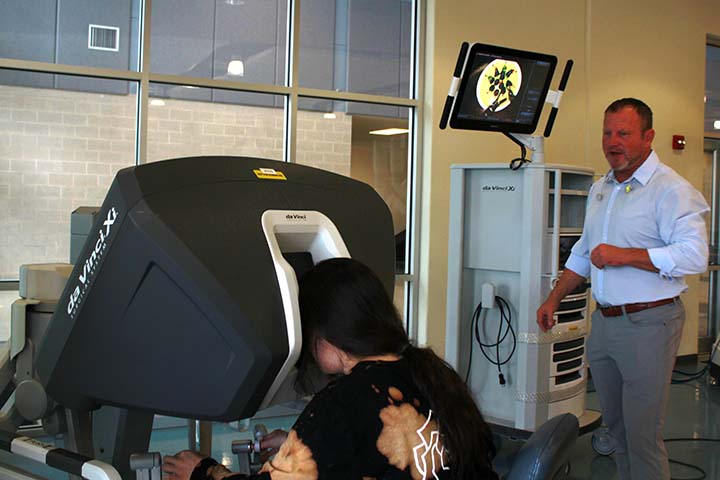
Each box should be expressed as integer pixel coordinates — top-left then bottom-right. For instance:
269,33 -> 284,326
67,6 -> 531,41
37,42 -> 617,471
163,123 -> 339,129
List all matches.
449,43 -> 557,134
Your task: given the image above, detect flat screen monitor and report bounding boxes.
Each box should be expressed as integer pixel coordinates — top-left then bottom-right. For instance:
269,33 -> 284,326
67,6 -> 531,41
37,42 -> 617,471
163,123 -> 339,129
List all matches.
449,43 -> 557,134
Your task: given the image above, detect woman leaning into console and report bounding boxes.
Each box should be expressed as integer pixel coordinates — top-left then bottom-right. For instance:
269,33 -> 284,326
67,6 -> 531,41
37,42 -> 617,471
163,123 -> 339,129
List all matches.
163,258 -> 498,480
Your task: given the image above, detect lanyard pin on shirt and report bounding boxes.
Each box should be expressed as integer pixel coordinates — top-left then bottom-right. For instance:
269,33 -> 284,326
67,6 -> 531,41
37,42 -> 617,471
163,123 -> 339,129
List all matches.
596,181 -> 632,201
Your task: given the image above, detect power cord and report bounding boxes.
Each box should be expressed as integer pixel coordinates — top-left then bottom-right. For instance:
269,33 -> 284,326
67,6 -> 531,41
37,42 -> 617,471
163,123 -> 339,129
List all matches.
666,438 -> 720,480
589,430 -> 717,479
464,308 -> 477,383
587,390 -> 718,480
671,338 -> 719,384
667,345 -> 720,480
465,296 -> 517,385
587,359 -> 719,478
503,132 -> 529,170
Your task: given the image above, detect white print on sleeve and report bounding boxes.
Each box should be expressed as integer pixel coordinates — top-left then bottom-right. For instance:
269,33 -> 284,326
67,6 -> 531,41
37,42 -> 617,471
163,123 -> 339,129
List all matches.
413,410 -> 450,480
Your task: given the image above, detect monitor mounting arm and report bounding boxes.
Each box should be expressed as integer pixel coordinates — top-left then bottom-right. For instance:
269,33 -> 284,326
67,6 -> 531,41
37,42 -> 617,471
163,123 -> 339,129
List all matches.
504,59 -> 573,169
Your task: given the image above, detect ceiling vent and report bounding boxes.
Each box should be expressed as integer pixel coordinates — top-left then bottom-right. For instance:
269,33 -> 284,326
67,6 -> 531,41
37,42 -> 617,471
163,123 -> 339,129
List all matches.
88,24 -> 119,52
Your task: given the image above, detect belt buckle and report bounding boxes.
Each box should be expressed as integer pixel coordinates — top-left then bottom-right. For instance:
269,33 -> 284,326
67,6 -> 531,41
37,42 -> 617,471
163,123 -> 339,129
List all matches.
600,304 -> 616,313
599,304 -> 623,317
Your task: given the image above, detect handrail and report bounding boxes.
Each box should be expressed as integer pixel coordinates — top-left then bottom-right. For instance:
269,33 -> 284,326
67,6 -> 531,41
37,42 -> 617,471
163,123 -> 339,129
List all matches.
0,432 -> 121,480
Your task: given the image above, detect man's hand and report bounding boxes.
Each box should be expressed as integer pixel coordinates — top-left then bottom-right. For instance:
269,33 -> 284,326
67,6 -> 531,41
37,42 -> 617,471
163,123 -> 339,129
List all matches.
590,243 -> 625,269
590,244 -> 658,272
536,269 -> 587,332
536,297 -> 560,332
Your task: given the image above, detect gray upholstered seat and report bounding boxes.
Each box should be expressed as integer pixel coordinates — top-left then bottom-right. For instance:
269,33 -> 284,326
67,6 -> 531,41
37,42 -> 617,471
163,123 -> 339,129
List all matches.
505,413 -> 580,480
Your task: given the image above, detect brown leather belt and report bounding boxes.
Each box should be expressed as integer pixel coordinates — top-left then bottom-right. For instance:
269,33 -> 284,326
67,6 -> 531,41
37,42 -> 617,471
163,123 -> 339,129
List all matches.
598,297 -> 678,317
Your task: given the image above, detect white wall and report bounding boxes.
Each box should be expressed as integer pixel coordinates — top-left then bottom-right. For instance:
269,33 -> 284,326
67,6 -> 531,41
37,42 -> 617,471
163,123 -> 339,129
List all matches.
419,0 -> 720,356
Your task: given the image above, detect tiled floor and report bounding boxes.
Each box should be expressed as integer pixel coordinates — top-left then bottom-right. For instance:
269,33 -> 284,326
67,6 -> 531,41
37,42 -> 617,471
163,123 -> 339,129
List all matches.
1,358 -> 718,479
493,364 -> 720,479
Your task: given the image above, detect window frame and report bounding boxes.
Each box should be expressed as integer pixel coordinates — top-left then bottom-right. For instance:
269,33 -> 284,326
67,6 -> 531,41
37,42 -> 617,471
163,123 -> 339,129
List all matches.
0,0 -> 425,337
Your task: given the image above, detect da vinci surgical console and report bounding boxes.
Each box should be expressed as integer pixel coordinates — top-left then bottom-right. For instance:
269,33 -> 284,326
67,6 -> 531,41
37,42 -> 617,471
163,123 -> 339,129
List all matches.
0,156 -> 396,479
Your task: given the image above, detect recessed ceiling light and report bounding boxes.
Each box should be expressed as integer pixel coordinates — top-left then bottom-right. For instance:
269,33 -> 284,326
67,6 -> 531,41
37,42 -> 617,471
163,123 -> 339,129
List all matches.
150,99 -> 165,106
369,128 -> 409,136
227,60 -> 244,76
714,120 -> 720,130
323,113 -> 337,119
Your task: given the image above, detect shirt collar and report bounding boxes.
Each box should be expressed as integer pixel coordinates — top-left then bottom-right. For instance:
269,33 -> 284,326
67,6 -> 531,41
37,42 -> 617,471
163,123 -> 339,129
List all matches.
606,150 -> 659,186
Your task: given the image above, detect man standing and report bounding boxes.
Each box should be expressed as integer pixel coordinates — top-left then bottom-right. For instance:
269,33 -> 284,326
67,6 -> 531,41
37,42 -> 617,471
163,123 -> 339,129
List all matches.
536,98 -> 709,479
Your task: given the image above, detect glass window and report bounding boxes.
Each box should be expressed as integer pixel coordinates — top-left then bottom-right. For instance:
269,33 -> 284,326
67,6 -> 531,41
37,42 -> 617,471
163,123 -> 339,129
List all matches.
0,0 -> 420,326
0,289 -> 17,341
704,41 -> 720,348
0,0 -> 140,75
0,70 -> 137,280
150,0 -> 287,90
296,98 -> 411,272
147,86 -> 284,162
298,0 -> 412,98
706,44 -> 720,134
702,139 -> 720,346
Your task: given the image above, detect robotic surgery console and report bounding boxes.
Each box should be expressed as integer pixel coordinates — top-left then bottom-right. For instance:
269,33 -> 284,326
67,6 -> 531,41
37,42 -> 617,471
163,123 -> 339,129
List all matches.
35,156 -> 395,422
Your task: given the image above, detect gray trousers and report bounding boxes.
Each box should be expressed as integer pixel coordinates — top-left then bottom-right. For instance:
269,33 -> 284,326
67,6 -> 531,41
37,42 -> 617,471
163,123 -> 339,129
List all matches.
586,300 -> 684,480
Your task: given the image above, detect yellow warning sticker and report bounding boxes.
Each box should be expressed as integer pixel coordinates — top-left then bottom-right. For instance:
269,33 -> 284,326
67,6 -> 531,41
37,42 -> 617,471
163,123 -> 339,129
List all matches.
253,168 -> 287,180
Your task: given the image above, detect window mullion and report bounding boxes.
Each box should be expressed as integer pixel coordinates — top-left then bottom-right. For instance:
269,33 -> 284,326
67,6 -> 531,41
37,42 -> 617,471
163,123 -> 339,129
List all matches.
285,0 -> 301,163
404,0 -> 424,339
136,0 -> 152,166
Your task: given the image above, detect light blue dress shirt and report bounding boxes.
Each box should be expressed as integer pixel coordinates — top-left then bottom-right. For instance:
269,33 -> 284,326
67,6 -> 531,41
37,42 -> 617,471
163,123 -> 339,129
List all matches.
565,151 -> 710,306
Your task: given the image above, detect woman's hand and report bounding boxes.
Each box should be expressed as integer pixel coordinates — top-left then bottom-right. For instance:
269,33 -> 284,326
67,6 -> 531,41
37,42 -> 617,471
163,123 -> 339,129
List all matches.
162,450 -> 205,480
258,429 -> 289,462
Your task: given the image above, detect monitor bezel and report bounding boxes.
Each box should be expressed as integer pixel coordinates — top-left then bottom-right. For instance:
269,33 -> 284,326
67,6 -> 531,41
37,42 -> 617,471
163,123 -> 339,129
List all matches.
448,43 -> 558,134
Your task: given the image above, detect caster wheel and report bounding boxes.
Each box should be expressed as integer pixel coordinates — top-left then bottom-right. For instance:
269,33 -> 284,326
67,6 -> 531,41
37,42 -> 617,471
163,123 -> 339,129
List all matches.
591,426 -> 615,456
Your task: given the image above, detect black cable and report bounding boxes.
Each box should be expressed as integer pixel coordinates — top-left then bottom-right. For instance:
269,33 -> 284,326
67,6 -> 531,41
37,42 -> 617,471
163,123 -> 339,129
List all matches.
665,438 -> 720,444
503,132 -> 529,170
509,153 -> 528,171
464,302 -> 481,384
471,295 -> 517,385
665,437 -> 720,443
496,297 -> 517,369
587,382 -> 717,479
671,339 -> 719,384
674,366 -> 707,376
672,373 -> 709,384
665,438 -> 720,480
668,458 -> 706,480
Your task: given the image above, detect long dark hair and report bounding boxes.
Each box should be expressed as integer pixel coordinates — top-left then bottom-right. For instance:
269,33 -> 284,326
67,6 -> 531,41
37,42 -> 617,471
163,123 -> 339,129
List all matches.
297,257 -> 495,478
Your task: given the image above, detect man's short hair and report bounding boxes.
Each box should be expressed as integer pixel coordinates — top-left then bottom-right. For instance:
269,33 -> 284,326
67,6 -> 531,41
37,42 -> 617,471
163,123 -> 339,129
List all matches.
605,98 -> 653,132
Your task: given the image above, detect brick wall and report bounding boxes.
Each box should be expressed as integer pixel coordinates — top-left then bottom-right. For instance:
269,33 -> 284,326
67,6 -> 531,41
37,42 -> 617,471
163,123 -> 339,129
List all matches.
0,85 -> 352,279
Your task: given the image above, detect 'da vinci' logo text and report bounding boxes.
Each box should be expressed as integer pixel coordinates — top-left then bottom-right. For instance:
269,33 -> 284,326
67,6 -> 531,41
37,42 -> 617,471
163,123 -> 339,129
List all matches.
482,185 -> 516,192
285,213 -> 307,221
66,207 -> 118,316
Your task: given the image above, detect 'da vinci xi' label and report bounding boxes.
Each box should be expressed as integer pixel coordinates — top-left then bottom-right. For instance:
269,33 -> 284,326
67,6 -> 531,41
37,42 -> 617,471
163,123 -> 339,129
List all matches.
66,207 -> 118,317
